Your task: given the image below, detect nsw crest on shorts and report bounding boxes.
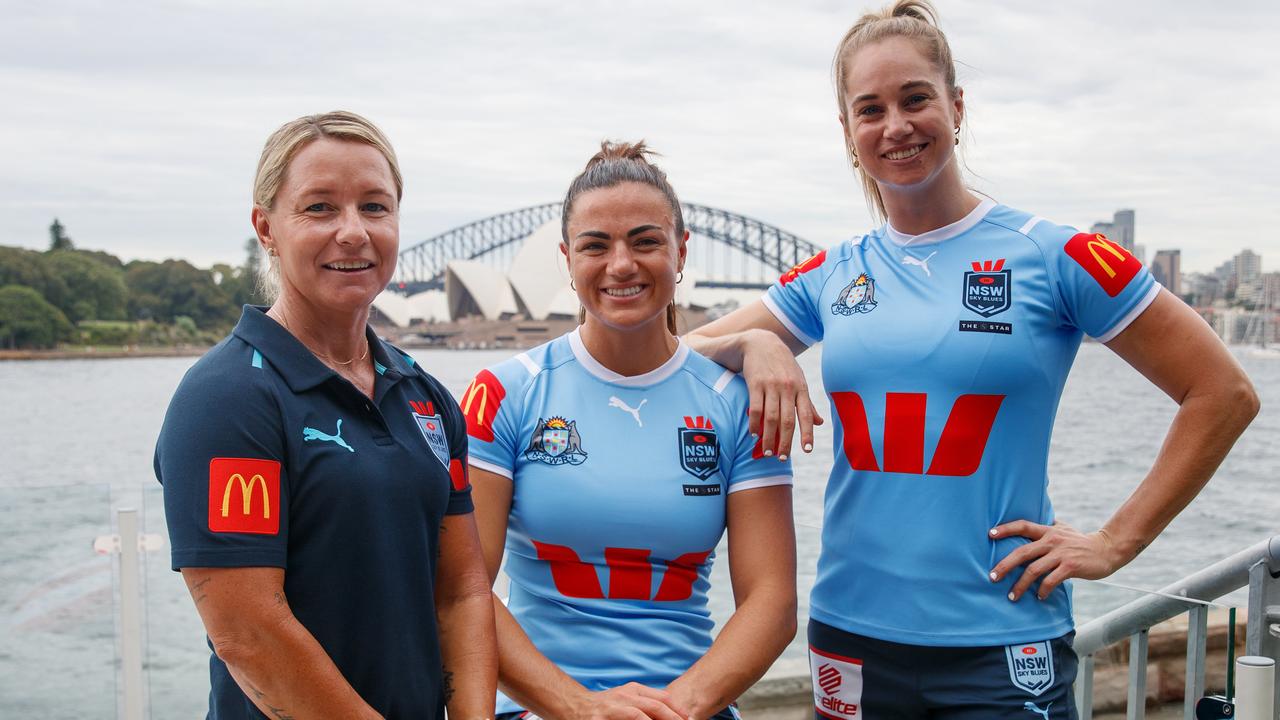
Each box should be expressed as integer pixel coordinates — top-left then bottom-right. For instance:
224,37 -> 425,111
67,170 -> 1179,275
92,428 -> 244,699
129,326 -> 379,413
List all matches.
678,415 -> 719,480
409,400 -> 450,468
1005,641 -> 1055,696
964,259 -> 1011,317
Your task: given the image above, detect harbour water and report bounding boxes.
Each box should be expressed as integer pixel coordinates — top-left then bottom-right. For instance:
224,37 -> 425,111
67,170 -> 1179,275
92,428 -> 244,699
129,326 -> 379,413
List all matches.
1,343 -> 1276,718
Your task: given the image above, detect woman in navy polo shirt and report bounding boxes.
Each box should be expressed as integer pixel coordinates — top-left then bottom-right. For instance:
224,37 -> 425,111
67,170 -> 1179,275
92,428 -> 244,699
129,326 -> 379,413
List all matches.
155,111 -> 496,719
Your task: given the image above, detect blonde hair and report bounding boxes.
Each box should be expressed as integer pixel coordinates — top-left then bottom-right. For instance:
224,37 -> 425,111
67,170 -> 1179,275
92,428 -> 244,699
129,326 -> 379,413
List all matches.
252,110 -> 403,301
833,0 -> 959,222
562,140 -> 683,334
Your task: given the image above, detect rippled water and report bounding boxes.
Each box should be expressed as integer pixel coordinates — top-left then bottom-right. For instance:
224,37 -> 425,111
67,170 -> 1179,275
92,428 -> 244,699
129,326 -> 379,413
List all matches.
1,344 -> 1276,717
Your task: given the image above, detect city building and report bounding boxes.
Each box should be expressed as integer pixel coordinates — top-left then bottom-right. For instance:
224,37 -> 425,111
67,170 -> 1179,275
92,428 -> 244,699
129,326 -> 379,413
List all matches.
1151,250 -> 1182,296
1090,209 -> 1136,254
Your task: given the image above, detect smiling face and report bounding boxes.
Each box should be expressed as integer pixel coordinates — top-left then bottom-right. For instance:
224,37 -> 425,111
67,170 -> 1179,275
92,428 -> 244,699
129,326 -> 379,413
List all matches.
562,182 -> 687,334
252,137 -> 399,316
840,35 -> 964,198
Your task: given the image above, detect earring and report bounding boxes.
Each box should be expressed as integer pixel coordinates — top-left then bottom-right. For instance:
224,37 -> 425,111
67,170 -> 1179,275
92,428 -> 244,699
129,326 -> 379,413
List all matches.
955,136 -> 959,146
852,152 -> 860,169
954,126 -> 961,146
569,278 -> 576,291
677,271 -> 684,284
267,247 -> 277,257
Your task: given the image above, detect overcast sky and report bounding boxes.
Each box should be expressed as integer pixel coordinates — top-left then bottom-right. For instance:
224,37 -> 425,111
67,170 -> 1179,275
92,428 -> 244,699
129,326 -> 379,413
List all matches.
3,0 -> 1277,275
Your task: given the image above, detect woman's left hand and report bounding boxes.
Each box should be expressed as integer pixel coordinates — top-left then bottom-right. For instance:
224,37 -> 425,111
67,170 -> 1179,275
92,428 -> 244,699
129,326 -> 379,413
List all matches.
987,520 -> 1128,601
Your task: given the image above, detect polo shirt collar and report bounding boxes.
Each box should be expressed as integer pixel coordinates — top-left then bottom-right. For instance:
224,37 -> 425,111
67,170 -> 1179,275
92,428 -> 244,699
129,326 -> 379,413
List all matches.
232,306 -> 405,393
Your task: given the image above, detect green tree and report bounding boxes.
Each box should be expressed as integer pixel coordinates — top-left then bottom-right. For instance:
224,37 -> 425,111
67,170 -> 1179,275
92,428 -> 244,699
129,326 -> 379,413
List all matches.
0,285 -> 72,349
49,218 -> 74,251
0,246 -> 68,303
42,250 -> 128,322
124,259 -> 237,329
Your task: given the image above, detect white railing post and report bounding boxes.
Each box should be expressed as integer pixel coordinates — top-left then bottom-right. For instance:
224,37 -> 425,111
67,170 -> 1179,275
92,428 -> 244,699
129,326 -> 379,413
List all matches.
1076,653 -> 1095,720
1244,543 -> 1280,713
117,508 -> 144,720
1234,656 -> 1274,720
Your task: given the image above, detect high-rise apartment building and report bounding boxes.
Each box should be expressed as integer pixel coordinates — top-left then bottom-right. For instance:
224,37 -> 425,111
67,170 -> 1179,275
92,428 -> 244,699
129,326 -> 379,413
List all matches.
1089,209 -> 1136,254
1151,250 -> 1182,296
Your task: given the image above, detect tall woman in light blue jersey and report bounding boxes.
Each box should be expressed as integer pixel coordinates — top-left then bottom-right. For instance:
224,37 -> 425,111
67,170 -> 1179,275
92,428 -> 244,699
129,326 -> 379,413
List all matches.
466,142 -> 797,720
686,2 -> 1257,718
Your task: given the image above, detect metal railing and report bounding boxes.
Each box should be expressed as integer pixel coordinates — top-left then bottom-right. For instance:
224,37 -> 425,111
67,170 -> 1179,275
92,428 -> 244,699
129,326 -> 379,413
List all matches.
1073,535 -> 1280,720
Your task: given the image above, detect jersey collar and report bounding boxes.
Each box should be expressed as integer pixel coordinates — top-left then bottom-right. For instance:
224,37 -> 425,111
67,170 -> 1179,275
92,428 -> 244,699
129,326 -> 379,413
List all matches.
232,306 -> 402,392
567,327 -> 689,387
885,198 -> 996,247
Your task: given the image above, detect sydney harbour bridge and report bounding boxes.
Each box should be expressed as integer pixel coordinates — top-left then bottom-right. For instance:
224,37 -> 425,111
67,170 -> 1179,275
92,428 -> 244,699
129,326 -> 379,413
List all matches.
391,202 -> 821,293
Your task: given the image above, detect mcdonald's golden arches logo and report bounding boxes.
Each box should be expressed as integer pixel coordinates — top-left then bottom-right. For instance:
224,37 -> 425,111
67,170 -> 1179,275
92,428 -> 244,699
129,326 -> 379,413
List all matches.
1063,232 -> 1142,297
207,457 -> 281,535
462,369 -> 507,443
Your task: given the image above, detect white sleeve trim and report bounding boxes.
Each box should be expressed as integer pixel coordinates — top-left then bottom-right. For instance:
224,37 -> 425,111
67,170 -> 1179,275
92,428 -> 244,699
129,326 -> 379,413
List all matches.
467,456 -> 513,480
514,352 -> 539,376
760,293 -> 817,347
1092,282 -> 1161,343
713,369 -> 735,394
1018,215 -> 1047,235
728,475 -> 793,493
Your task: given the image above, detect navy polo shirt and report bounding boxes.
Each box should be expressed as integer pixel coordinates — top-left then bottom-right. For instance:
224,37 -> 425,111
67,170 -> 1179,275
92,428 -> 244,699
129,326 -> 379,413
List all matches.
155,305 -> 473,719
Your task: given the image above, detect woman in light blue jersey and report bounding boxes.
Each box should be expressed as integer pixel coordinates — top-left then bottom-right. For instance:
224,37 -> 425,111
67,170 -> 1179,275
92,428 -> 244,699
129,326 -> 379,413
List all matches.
466,142 -> 797,720
686,2 -> 1257,718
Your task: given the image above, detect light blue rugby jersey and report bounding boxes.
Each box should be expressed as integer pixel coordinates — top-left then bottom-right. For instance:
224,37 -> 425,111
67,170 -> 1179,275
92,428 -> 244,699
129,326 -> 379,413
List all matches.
764,200 -> 1159,647
464,329 -> 792,711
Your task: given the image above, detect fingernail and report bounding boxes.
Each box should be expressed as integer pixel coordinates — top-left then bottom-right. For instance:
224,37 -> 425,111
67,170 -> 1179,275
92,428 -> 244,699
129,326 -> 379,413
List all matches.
989,528 -> 999,537
752,433 -> 759,439
803,443 -> 813,452
1008,592 -> 1016,602
989,571 -> 998,582
764,449 -> 773,457
779,454 -> 788,461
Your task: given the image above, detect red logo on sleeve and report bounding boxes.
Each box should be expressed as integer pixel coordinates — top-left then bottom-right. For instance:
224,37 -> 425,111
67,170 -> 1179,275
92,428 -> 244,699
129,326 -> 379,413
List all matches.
461,370 -> 506,442
208,458 -> 281,535
779,250 -> 827,286
448,458 -> 469,491
1064,233 -> 1142,297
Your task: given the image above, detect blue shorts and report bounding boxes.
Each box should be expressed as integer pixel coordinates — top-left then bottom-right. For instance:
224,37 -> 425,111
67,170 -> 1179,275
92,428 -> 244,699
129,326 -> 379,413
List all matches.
808,619 -> 1078,720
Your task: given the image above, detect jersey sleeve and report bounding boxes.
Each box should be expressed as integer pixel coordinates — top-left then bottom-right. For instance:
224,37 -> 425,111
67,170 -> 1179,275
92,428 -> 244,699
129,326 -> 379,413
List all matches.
427,373 -> 475,516
720,374 -> 793,493
154,360 -> 289,571
762,249 -> 832,347
1041,226 -> 1159,342
461,359 -> 529,480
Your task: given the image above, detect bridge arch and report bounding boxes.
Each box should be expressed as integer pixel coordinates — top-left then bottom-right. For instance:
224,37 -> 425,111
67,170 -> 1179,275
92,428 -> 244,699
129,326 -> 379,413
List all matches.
393,202 -> 821,290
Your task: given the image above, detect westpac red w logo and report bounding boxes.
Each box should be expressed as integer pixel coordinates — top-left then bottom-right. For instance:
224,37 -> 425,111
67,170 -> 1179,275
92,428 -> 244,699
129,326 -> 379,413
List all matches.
831,392 -> 1004,476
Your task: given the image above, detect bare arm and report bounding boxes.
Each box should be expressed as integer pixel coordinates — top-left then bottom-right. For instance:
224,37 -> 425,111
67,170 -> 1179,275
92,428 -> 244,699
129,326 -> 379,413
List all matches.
665,485 -> 797,719
685,301 -> 823,459
470,466 -> 686,720
435,511 -> 499,718
181,566 -> 381,720
990,289 -> 1260,599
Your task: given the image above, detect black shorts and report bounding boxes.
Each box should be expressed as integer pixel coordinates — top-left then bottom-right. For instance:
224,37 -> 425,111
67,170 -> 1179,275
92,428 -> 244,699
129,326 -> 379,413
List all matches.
808,619 -> 1078,720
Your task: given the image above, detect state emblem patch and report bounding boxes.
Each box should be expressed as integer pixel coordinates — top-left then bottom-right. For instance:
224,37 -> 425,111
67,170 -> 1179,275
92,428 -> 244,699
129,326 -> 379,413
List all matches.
678,415 -> 719,481
409,400 -> 450,468
524,416 -> 588,466
1005,641 -> 1055,696
963,259 -> 1011,316
831,273 -> 878,316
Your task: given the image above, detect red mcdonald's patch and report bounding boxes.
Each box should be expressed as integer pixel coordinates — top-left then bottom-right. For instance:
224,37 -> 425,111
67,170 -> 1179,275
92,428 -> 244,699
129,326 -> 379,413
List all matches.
1064,233 -> 1142,297
449,458 -> 469,491
208,458 -> 281,535
461,370 -> 507,442
779,250 -> 827,286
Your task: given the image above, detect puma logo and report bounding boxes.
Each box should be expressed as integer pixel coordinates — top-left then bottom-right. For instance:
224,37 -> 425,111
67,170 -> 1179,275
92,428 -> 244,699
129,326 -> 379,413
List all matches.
303,419 -> 355,453
902,250 -> 938,277
1023,701 -> 1051,720
608,396 -> 646,427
